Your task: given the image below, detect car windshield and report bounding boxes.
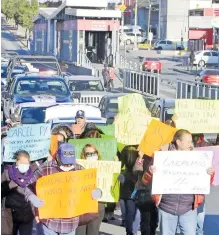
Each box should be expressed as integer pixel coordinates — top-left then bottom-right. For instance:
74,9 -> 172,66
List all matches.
21,107 -> 46,124
203,70 -> 219,75
15,79 -> 69,96
164,108 -> 174,121
68,80 -> 104,92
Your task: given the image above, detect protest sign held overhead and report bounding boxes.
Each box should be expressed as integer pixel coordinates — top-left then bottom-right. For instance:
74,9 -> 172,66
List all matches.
195,146 -> 219,186
96,125 -> 115,137
77,160 -> 121,202
139,119 -> 177,156
36,169 -> 98,219
152,151 -> 213,194
3,124 -> 51,162
115,93 -> 153,145
68,138 -> 117,161
174,99 -> 219,133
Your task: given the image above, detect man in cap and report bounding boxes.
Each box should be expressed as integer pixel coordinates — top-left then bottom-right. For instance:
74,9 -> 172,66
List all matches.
73,110 -> 96,138
25,143 -> 101,235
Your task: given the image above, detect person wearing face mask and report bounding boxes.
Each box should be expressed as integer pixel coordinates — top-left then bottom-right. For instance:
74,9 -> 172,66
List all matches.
142,129 -> 215,235
25,143 -> 101,235
75,144 -> 105,235
1,150 -> 34,235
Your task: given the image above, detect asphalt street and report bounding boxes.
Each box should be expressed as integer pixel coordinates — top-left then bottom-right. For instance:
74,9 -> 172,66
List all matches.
1,22 -> 219,235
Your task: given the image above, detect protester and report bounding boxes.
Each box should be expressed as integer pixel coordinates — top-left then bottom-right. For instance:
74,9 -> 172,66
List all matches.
133,151 -> 158,235
193,133 -> 209,147
107,65 -> 115,90
75,144 -> 104,235
51,124 -> 74,140
102,63 -> 109,88
118,146 -> 139,235
80,129 -> 103,139
189,50 -> 195,70
72,110 -> 96,138
1,150 -> 35,235
142,129 -> 215,235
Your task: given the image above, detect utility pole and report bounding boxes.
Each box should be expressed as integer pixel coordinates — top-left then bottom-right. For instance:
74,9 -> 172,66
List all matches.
133,0 -> 138,50
147,0 -> 152,44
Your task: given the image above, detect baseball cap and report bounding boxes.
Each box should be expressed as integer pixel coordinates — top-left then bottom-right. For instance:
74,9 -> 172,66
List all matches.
57,143 -> 76,165
75,110 -> 85,119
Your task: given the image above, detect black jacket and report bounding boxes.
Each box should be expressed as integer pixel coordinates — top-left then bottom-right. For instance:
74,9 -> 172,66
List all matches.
1,171 -> 34,223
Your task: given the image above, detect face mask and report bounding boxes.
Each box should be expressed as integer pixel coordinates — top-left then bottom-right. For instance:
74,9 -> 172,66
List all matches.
87,155 -> 98,161
60,165 -> 75,172
17,164 -> 30,174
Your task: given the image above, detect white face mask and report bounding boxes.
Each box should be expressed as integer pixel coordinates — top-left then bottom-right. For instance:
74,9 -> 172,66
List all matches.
87,155 -> 98,161
17,164 -> 30,174
60,165 -> 75,172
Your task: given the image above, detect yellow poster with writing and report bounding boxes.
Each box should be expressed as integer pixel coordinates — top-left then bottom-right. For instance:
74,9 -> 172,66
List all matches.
139,119 -> 177,157
36,169 -> 97,219
77,160 -> 121,202
174,99 -> 219,133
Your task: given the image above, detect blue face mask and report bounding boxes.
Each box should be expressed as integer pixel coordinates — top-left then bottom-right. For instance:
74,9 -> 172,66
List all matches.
17,164 -> 30,174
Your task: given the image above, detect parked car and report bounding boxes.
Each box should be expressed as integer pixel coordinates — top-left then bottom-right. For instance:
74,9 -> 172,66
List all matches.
44,103 -> 107,128
150,98 -> 175,122
99,93 -> 151,124
196,69 -> 219,85
154,40 -> 184,50
65,75 -> 109,107
193,50 -> 219,67
141,57 -> 162,73
2,73 -> 72,121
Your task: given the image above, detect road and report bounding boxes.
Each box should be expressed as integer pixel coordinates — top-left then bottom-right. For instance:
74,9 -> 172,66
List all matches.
1,22 -> 219,235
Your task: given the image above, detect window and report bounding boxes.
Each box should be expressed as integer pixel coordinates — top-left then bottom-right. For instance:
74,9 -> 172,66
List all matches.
107,98 -> 118,113
151,104 -> 158,117
159,41 -> 166,44
203,52 -> 211,56
155,106 -> 161,118
68,80 -> 104,92
167,41 -> 172,45
212,52 -> 219,57
99,98 -> 105,110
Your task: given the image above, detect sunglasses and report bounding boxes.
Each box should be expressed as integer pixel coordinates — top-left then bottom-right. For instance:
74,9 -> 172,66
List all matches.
85,151 -> 97,157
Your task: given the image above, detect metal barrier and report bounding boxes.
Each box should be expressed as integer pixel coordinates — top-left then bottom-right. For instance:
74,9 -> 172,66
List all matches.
177,79 -> 219,99
120,69 -> 160,97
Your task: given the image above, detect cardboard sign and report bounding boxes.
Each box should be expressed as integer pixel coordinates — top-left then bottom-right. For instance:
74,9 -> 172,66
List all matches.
139,119 -> 177,156
152,151 -> 213,194
68,138 -> 117,161
195,146 -> 219,186
36,169 -> 98,219
174,99 -> 219,133
3,124 -> 51,162
97,125 -> 115,137
77,160 -> 121,202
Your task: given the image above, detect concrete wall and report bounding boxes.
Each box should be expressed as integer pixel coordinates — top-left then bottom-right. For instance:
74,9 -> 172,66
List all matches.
189,16 -> 214,28
160,0 -> 189,42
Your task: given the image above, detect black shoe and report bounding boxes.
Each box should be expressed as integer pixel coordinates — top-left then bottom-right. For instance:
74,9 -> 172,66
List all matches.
102,218 -> 108,223
120,220 -> 125,227
110,216 -> 116,220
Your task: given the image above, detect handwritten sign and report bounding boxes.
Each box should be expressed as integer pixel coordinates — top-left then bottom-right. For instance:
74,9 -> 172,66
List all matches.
3,124 -> 51,162
77,160 -> 121,202
139,119 -> 177,156
174,99 -> 219,133
152,151 -> 213,194
68,138 -> 117,161
195,146 -> 219,186
97,125 -> 115,137
118,93 -> 150,116
36,169 -> 98,219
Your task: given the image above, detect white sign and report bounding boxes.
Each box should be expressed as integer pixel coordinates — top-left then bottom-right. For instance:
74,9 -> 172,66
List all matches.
152,151 -> 213,195
148,32 -> 153,41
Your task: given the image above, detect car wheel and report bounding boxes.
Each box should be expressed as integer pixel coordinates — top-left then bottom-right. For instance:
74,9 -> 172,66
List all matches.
176,47 -> 182,50
198,60 -> 205,67
126,39 -> 131,45
158,46 -> 162,50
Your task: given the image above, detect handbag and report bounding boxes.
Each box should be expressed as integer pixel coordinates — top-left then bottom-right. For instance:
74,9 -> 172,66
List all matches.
1,198 -> 13,235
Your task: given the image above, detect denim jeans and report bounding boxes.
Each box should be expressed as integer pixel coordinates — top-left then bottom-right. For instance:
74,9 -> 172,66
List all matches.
196,202 -> 205,235
120,199 -> 140,234
124,199 -> 137,234
42,224 -> 76,235
159,208 -> 197,235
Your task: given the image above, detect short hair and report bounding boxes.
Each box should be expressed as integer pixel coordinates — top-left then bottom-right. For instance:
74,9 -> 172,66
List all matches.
172,129 -> 191,148
13,150 -> 30,161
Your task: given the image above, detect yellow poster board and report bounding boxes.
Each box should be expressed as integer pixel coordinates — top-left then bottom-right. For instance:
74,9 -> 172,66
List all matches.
77,160 -> 121,202
174,99 -> 219,133
139,119 -> 177,156
36,169 -> 97,219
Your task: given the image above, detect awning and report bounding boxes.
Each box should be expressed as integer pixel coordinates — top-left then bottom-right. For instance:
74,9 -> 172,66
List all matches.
189,30 -> 207,40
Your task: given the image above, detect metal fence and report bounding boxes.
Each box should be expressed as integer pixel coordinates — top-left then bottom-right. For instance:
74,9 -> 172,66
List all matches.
176,79 -> 219,99
120,69 -> 160,97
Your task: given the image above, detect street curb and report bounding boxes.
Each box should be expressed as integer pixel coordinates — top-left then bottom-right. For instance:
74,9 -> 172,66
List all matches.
173,68 -> 197,75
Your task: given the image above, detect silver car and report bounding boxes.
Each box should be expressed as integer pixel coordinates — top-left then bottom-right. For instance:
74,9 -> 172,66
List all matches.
65,75 -> 110,107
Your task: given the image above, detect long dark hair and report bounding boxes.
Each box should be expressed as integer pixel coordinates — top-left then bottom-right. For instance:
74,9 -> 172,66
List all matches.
120,146 -> 138,171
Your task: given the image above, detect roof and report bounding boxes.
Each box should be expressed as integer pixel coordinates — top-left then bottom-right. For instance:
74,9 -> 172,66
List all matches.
67,76 -> 100,81
15,74 -> 64,80
18,102 -> 56,109
189,30 -> 207,40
